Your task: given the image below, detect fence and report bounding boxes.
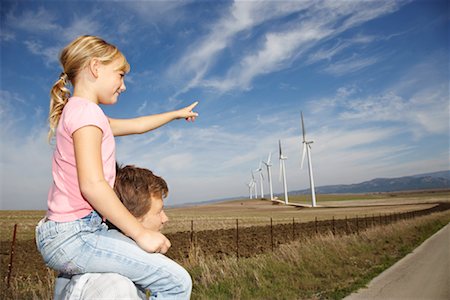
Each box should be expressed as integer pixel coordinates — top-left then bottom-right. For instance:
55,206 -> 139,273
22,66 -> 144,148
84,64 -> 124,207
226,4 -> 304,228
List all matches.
166,202 -> 450,260
2,202 -> 449,289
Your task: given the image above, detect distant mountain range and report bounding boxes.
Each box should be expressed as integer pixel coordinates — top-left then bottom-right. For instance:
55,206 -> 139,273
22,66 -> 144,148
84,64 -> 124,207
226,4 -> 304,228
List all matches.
172,170 -> 450,208
289,170 -> 450,195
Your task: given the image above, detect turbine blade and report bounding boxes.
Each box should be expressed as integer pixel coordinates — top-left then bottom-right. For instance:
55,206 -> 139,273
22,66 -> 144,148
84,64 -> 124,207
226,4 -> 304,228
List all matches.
301,143 -> 307,169
278,140 -> 282,158
267,152 -> 272,164
301,111 -> 306,142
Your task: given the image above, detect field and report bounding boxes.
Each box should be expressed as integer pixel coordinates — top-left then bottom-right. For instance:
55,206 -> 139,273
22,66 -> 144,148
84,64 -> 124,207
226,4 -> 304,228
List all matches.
1,190 -> 449,299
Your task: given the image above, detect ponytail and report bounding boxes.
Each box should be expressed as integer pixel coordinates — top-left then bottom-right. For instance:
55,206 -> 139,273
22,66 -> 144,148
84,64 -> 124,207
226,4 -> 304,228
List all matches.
48,72 -> 71,142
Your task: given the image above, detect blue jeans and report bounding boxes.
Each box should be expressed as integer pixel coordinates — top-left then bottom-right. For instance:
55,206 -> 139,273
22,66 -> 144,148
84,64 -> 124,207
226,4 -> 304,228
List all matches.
35,211 -> 192,299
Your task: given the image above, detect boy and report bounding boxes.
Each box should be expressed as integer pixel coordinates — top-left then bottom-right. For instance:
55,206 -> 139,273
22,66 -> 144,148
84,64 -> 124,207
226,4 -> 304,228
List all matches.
55,165 -> 191,299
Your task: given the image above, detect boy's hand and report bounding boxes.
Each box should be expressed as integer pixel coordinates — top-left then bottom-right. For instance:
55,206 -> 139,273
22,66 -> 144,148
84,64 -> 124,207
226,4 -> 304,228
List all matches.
135,229 -> 171,254
176,101 -> 199,122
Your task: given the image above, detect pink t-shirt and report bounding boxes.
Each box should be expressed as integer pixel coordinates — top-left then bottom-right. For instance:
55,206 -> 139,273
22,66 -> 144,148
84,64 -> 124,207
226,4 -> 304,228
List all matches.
47,97 -> 116,222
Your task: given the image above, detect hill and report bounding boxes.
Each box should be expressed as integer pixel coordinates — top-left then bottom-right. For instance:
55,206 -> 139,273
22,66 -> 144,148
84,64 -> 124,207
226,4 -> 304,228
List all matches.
290,170 -> 449,195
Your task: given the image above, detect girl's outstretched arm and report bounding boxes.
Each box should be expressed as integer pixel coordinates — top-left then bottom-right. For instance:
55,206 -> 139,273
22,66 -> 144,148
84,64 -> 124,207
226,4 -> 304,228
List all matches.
109,101 -> 199,136
73,125 -> 170,253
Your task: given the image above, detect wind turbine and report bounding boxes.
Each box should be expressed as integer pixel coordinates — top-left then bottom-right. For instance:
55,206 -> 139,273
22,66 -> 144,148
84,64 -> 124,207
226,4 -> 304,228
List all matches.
254,161 -> 264,199
246,181 -> 253,199
278,140 -> 289,204
300,112 -> 317,207
262,152 -> 274,200
251,170 -> 258,199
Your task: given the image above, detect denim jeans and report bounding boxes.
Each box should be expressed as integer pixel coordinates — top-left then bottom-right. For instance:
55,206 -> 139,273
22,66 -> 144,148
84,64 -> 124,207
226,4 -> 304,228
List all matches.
35,211 -> 192,299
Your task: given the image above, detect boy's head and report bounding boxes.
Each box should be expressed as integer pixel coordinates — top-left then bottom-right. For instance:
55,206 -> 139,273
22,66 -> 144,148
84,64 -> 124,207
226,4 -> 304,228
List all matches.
114,164 -> 169,231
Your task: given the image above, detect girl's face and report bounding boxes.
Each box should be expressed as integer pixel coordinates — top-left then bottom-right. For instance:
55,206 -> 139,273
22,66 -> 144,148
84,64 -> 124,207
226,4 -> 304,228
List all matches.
95,57 -> 126,105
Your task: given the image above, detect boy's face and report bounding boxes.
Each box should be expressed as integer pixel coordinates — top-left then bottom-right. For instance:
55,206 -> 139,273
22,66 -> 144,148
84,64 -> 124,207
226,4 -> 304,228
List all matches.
138,195 -> 169,232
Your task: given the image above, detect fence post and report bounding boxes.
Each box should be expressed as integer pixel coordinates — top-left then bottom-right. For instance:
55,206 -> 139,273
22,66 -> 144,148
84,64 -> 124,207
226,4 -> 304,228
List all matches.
270,217 -> 274,252
345,216 -> 349,234
356,216 -> 359,234
190,220 -> 194,246
332,216 -> 335,235
236,219 -> 239,259
292,217 -> 295,240
315,217 -> 318,234
7,224 -> 18,288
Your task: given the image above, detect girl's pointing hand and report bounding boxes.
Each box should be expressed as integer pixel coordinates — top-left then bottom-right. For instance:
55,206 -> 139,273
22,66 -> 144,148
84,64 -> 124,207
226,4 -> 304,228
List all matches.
176,101 -> 199,122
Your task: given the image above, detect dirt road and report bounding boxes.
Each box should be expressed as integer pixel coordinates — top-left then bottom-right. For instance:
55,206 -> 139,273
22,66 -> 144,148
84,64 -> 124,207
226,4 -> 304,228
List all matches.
344,223 -> 450,300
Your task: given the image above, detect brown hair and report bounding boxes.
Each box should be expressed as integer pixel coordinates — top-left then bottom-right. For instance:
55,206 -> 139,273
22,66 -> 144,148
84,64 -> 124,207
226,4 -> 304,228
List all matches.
48,35 -> 130,141
114,164 -> 168,218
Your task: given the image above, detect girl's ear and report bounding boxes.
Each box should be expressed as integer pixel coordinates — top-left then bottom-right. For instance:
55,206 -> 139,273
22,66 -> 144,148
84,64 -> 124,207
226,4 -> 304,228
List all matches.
88,58 -> 100,78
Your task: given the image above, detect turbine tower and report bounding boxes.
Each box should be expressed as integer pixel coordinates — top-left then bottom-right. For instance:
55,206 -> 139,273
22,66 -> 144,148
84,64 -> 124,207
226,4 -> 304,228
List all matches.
278,140 -> 289,204
254,162 -> 265,199
300,112 -> 317,207
262,152 -> 274,200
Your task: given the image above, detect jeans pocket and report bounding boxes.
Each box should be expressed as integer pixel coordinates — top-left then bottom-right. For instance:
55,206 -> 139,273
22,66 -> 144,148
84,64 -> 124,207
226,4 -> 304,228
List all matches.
48,248 -> 83,275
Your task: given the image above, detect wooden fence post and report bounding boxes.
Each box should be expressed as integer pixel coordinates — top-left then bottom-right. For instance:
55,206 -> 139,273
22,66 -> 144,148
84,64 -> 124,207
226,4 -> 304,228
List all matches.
7,224 -> 18,288
236,219 -> 239,259
292,217 -> 295,240
270,217 -> 274,252
356,216 -> 360,234
315,217 -> 318,234
190,220 -> 194,246
332,216 -> 335,235
345,216 -> 349,234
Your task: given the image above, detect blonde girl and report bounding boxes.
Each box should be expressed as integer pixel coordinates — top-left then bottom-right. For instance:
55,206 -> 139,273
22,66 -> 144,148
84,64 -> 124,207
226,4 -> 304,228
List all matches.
36,35 -> 195,299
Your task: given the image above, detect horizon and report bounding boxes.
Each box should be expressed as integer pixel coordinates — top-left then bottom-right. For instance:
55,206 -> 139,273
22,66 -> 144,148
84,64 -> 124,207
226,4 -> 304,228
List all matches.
2,169 -> 448,211
1,1 -> 449,210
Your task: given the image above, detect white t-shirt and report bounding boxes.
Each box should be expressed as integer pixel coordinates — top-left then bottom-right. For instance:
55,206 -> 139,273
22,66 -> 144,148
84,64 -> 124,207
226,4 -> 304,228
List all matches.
58,273 -> 146,300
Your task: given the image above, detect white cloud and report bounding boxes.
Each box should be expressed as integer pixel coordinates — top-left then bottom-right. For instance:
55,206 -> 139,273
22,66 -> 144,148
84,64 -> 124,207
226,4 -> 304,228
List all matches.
0,30 -> 15,42
168,0 -> 313,94
323,55 -> 380,76
6,7 -> 60,33
0,119 -> 52,210
61,16 -> 103,42
119,1 -> 193,25
24,40 -> 60,66
170,0 -> 404,95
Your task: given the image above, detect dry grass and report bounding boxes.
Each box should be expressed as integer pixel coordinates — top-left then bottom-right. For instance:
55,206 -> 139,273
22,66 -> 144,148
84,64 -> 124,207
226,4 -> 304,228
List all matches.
162,190 -> 449,233
182,211 -> 450,299
1,268 -> 55,300
1,191 -> 448,299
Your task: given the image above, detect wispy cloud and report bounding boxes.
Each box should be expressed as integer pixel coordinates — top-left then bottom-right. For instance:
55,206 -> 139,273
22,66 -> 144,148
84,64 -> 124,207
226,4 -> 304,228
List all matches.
23,40 -> 60,66
169,0 -> 403,95
5,7 -> 60,33
323,55 -> 380,76
6,7 -> 109,66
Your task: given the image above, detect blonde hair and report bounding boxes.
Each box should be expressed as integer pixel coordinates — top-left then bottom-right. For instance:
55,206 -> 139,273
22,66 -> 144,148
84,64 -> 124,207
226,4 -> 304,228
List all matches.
48,35 -> 130,141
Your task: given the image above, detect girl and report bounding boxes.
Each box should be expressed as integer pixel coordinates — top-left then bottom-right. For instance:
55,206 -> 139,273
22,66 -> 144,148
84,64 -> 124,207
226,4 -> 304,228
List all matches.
36,35 -> 196,299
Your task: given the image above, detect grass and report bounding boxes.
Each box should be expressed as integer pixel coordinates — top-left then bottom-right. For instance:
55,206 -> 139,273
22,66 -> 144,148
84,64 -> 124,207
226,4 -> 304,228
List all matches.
1,191 -> 449,299
1,212 -> 448,299
181,211 -> 450,299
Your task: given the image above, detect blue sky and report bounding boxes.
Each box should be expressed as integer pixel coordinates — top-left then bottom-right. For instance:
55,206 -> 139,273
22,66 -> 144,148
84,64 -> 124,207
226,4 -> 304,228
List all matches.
1,0 -> 449,210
